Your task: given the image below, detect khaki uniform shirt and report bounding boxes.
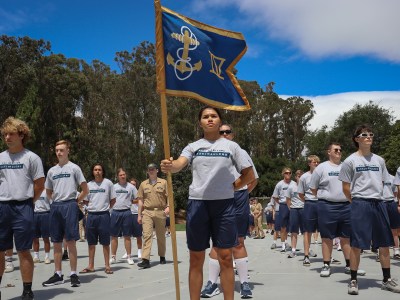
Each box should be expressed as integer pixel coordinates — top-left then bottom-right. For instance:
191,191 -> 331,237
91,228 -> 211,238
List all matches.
138,178 -> 168,209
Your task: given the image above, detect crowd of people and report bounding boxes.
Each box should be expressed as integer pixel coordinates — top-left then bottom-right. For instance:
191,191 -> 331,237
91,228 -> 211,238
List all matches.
1,109 -> 400,300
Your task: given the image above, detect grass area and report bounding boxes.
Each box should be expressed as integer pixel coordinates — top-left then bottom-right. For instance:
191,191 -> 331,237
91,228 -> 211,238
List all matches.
174,223 -> 186,231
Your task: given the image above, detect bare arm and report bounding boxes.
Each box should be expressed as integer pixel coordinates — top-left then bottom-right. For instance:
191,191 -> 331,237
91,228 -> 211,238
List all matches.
161,156 -> 189,173
46,188 -> 53,201
247,178 -> 259,194
110,198 -> 116,208
286,197 -> 291,209
77,182 -> 89,203
33,177 -> 45,202
234,167 -> 255,191
342,182 -> 352,202
298,193 -> 305,202
137,198 -> 144,224
310,188 -> 317,197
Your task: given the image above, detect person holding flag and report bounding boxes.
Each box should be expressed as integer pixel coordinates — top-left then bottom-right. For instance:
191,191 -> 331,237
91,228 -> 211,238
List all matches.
161,106 -> 255,300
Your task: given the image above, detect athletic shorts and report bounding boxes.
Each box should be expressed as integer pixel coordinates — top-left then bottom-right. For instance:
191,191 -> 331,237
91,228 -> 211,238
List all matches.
383,201 -> 400,229
248,214 -> 254,227
110,209 -> 133,237
33,211 -> 50,239
318,200 -> 351,240
0,200 -> 34,251
131,214 -> 143,237
277,203 -> 290,229
186,198 -> 238,251
265,213 -> 274,224
50,200 -> 80,243
234,190 -> 250,238
86,211 -> 111,245
274,211 -> 281,231
303,201 -> 318,233
289,208 -> 304,234
350,198 -> 393,249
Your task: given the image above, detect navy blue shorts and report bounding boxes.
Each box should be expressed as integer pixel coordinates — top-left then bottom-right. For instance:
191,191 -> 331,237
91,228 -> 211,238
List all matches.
34,211 -> 50,239
318,200 -> 351,240
384,201 -> 400,229
235,190 -> 250,238
131,214 -> 143,237
248,214 -> 254,226
274,211 -> 281,231
50,200 -> 80,243
351,198 -> 394,249
289,208 -> 304,234
0,200 -> 34,251
277,203 -> 290,229
186,198 -> 238,251
86,211 -> 111,245
265,213 -> 274,224
110,209 -> 133,237
303,201 -> 318,233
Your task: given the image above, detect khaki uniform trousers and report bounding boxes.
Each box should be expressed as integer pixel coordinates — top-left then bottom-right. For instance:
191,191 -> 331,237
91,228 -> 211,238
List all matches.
254,215 -> 265,237
142,209 -> 166,260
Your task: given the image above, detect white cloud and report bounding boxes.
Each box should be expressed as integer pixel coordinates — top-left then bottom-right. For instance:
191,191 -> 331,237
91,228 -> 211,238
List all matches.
0,8 -> 27,32
281,91 -> 400,130
193,0 -> 400,62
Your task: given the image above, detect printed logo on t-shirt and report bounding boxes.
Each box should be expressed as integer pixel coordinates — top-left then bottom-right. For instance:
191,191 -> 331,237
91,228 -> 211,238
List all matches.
355,165 -> 379,172
0,163 -> 23,169
194,150 -> 230,158
328,171 -> 339,176
115,189 -> 128,194
90,188 -> 106,193
52,173 -> 71,180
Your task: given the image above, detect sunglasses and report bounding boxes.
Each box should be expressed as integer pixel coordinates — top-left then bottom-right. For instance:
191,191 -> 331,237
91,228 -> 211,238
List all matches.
332,149 -> 342,153
357,132 -> 374,138
219,130 -> 232,135
283,172 -> 292,175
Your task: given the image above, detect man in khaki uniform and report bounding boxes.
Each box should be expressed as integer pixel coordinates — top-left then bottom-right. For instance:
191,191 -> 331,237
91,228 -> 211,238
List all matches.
253,198 -> 265,239
137,163 -> 169,269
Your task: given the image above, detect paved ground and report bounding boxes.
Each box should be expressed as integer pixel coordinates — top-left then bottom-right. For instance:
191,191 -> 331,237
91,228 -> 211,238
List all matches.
1,232 -> 400,299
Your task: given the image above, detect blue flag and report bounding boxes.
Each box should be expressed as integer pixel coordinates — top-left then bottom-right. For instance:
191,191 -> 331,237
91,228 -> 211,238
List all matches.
155,2 -> 250,111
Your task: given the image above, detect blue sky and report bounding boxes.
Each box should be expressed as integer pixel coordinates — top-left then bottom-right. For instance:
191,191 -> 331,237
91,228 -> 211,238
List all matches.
2,0 -> 400,128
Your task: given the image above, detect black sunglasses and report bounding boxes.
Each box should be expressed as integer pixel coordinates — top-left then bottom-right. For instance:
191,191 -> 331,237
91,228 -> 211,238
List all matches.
219,130 -> 232,135
333,149 -> 342,153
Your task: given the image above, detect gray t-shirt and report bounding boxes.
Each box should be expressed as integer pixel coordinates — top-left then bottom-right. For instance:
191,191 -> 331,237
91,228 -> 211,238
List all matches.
270,197 -> 280,212
45,161 -> 86,202
272,180 -> 295,204
382,174 -> 396,202
0,149 -> 44,201
86,178 -> 116,212
113,182 -> 137,210
236,149 -> 259,191
34,190 -> 51,212
297,171 -> 318,201
310,161 -> 347,202
180,138 -> 252,200
339,152 -> 389,200
285,181 -> 304,208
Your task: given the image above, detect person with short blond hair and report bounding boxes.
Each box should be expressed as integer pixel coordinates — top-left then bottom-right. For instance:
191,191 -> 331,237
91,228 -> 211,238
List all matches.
0,117 -> 45,299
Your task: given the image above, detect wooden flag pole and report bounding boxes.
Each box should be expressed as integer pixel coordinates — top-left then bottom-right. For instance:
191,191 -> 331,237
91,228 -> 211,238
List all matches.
160,92 -> 181,300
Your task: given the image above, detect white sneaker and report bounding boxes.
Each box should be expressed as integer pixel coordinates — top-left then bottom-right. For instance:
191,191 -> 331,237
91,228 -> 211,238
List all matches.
127,258 -> 135,265
44,257 -> 51,264
121,253 -> 128,259
5,261 -> 14,273
137,250 -> 142,259
109,256 -> 117,264
33,257 -> 41,263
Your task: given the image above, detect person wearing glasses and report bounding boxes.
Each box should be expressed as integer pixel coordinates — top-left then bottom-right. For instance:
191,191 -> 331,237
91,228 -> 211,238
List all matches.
339,125 -> 399,295
199,123 -> 259,299
310,142 -> 358,279
271,168 -> 295,253
297,155 -> 320,266
161,107 -> 255,300
285,170 -> 305,258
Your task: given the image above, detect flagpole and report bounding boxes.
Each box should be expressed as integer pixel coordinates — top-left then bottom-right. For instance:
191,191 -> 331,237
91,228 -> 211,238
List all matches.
155,1 -> 181,299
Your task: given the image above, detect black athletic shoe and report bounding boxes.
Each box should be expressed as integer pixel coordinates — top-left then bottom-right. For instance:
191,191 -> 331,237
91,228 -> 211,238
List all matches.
160,257 -> 166,264
70,274 -> 81,287
62,251 -> 69,261
42,273 -> 64,287
138,259 -> 151,269
21,290 -> 34,299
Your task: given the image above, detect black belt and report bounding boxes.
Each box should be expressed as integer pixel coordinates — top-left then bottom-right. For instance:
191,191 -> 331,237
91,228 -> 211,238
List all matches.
319,199 -> 348,204
1,198 -> 33,205
88,211 -> 109,215
35,211 -> 50,214
113,208 -> 131,212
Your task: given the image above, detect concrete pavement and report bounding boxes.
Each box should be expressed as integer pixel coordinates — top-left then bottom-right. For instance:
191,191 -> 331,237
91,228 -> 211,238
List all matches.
1,231 -> 400,299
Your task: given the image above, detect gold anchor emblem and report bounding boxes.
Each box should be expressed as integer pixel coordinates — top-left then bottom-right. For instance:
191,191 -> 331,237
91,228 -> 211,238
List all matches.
167,26 -> 202,80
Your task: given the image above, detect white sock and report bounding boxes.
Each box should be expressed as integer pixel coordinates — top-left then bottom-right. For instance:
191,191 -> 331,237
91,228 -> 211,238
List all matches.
70,271 -> 76,276
394,248 -> 399,254
282,242 -> 286,250
45,252 -> 50,258
208,258 -> 220,284
138,249 -> 142,258
235,257 -> 248,283
5,256 -> 12,262
273,240 -> 276,244
56,270 -> 62,276
34,252 -> 39,258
